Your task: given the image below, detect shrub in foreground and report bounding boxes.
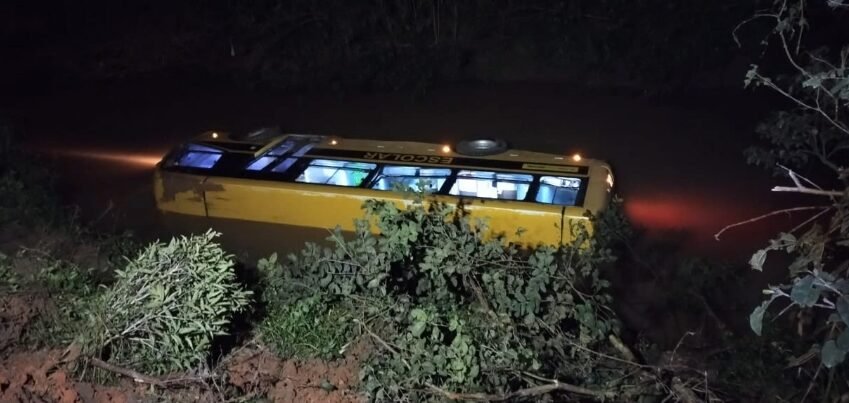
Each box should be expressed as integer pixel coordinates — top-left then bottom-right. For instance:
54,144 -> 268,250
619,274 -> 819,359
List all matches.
23,253 -> 102,348
258,290 -> 354,360
0,122 -> 61,227
0,246 -> 104,350
81,230 -> 252,375
261,197 -> 626,401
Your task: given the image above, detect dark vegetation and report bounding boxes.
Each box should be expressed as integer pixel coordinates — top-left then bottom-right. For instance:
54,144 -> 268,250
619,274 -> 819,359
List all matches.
732,1 -> 849,400
3,1 -> 849,402
4,1 -> 761,95
0,121 -> 818,401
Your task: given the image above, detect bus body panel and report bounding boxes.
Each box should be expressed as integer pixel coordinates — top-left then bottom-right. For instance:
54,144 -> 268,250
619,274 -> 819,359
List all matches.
153,170 -> 208,217
442,196 -> 588,246
188,175 -> 584,246
584,164 -> 613,214
203,176 -> 388,234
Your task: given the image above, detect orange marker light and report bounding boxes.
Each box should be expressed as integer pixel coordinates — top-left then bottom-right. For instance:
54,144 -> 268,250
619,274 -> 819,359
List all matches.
442,145 -> 451,153
330,139 -> 338,145
211,132 -> 219,139
572,153 -> 582,162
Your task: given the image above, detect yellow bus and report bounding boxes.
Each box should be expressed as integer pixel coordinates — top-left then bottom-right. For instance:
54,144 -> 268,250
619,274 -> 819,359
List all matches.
153,128 -> 614,247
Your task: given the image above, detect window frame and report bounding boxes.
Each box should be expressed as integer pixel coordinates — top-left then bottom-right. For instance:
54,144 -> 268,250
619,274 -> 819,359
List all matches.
534,175 -> 585,206
293,158 -> 379,188
163,146 -> 591,207
447,169 -> 535,202
368,165 -> 454,194
245,140 -> 295,171
166,143 -> 226,172
243,138 -> 320,174
361,165 -> 589,207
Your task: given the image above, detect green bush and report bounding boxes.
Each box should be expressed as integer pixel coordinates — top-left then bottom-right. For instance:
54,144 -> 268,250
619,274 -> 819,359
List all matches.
259,289 -> 354,360
0,252 -> 19,291
31,256 -> 100,346
0,248 -> 103,349
81,230 -> 252,375
0,121 -> 61,227
0,157 -> 60,227
261,197 -> 625,401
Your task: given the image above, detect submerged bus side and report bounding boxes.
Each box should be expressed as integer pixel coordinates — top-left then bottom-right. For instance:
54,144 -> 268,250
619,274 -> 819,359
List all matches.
153,135 -> 612,247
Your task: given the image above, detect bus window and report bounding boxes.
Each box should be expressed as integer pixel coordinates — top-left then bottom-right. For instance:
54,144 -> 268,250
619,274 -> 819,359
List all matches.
535,176 -> 582,206
246,156 -> 277,171
270,157 -> 298,174
371,166 -> 451,192
271,142 -> 318,173
296,159 -> 377,187
449,170 -> 532,200
176,144 -> 223,169
246,140 -> 296,171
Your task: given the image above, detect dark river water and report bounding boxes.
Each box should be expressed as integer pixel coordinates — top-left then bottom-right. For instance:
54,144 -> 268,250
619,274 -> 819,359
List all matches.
0,80 -> 801,264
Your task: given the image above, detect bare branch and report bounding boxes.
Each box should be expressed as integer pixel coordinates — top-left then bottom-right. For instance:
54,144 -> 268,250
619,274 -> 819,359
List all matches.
609,334 -> 639,363
689,291 -> 731,332
425,380 -> 617,402
671,377 -> 704,403
714,206 -> 829,240
353,319 -> 412,370
774,163 -> 842,197
826,0 -> 849,9
771,186 -> 843,197
753,71 -> 849,136
789,205 -> 834,234
779,29 -> 811,79
778,164 -> 830,194
87,357 -> 209,387
809,52 -> 840,71
814,86 -> 840,121
796,0 -> 806,54
801,363 -> 823,403
784,166 -> 807,189
732,12 -> 782,47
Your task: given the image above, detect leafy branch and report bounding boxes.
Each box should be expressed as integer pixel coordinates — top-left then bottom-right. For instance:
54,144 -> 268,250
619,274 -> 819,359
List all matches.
79,230 -> 252,376
260,197 -> 628,402
727,1 -> 849,398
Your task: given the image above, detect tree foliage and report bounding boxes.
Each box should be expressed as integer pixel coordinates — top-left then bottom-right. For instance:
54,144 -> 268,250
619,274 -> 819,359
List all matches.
736,0 -> 849,398
30,1 -> 756,93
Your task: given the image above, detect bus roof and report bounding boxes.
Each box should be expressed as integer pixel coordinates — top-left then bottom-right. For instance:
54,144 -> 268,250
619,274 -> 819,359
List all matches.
190,129 -> 610,173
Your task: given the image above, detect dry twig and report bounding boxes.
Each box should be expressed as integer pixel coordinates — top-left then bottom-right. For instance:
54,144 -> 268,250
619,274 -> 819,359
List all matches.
771,186 -> 843,197
609,334 -> 638,362
88,357 -> 210,387
714,206 -> 828,240
670,377 -> 703,403
353,318 -> 411,370
425,380 -> 617,401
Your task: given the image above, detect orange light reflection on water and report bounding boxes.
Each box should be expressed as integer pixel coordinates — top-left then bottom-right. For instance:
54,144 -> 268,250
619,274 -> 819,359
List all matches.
623,194 -> 783,258
44,148 -> 164,168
